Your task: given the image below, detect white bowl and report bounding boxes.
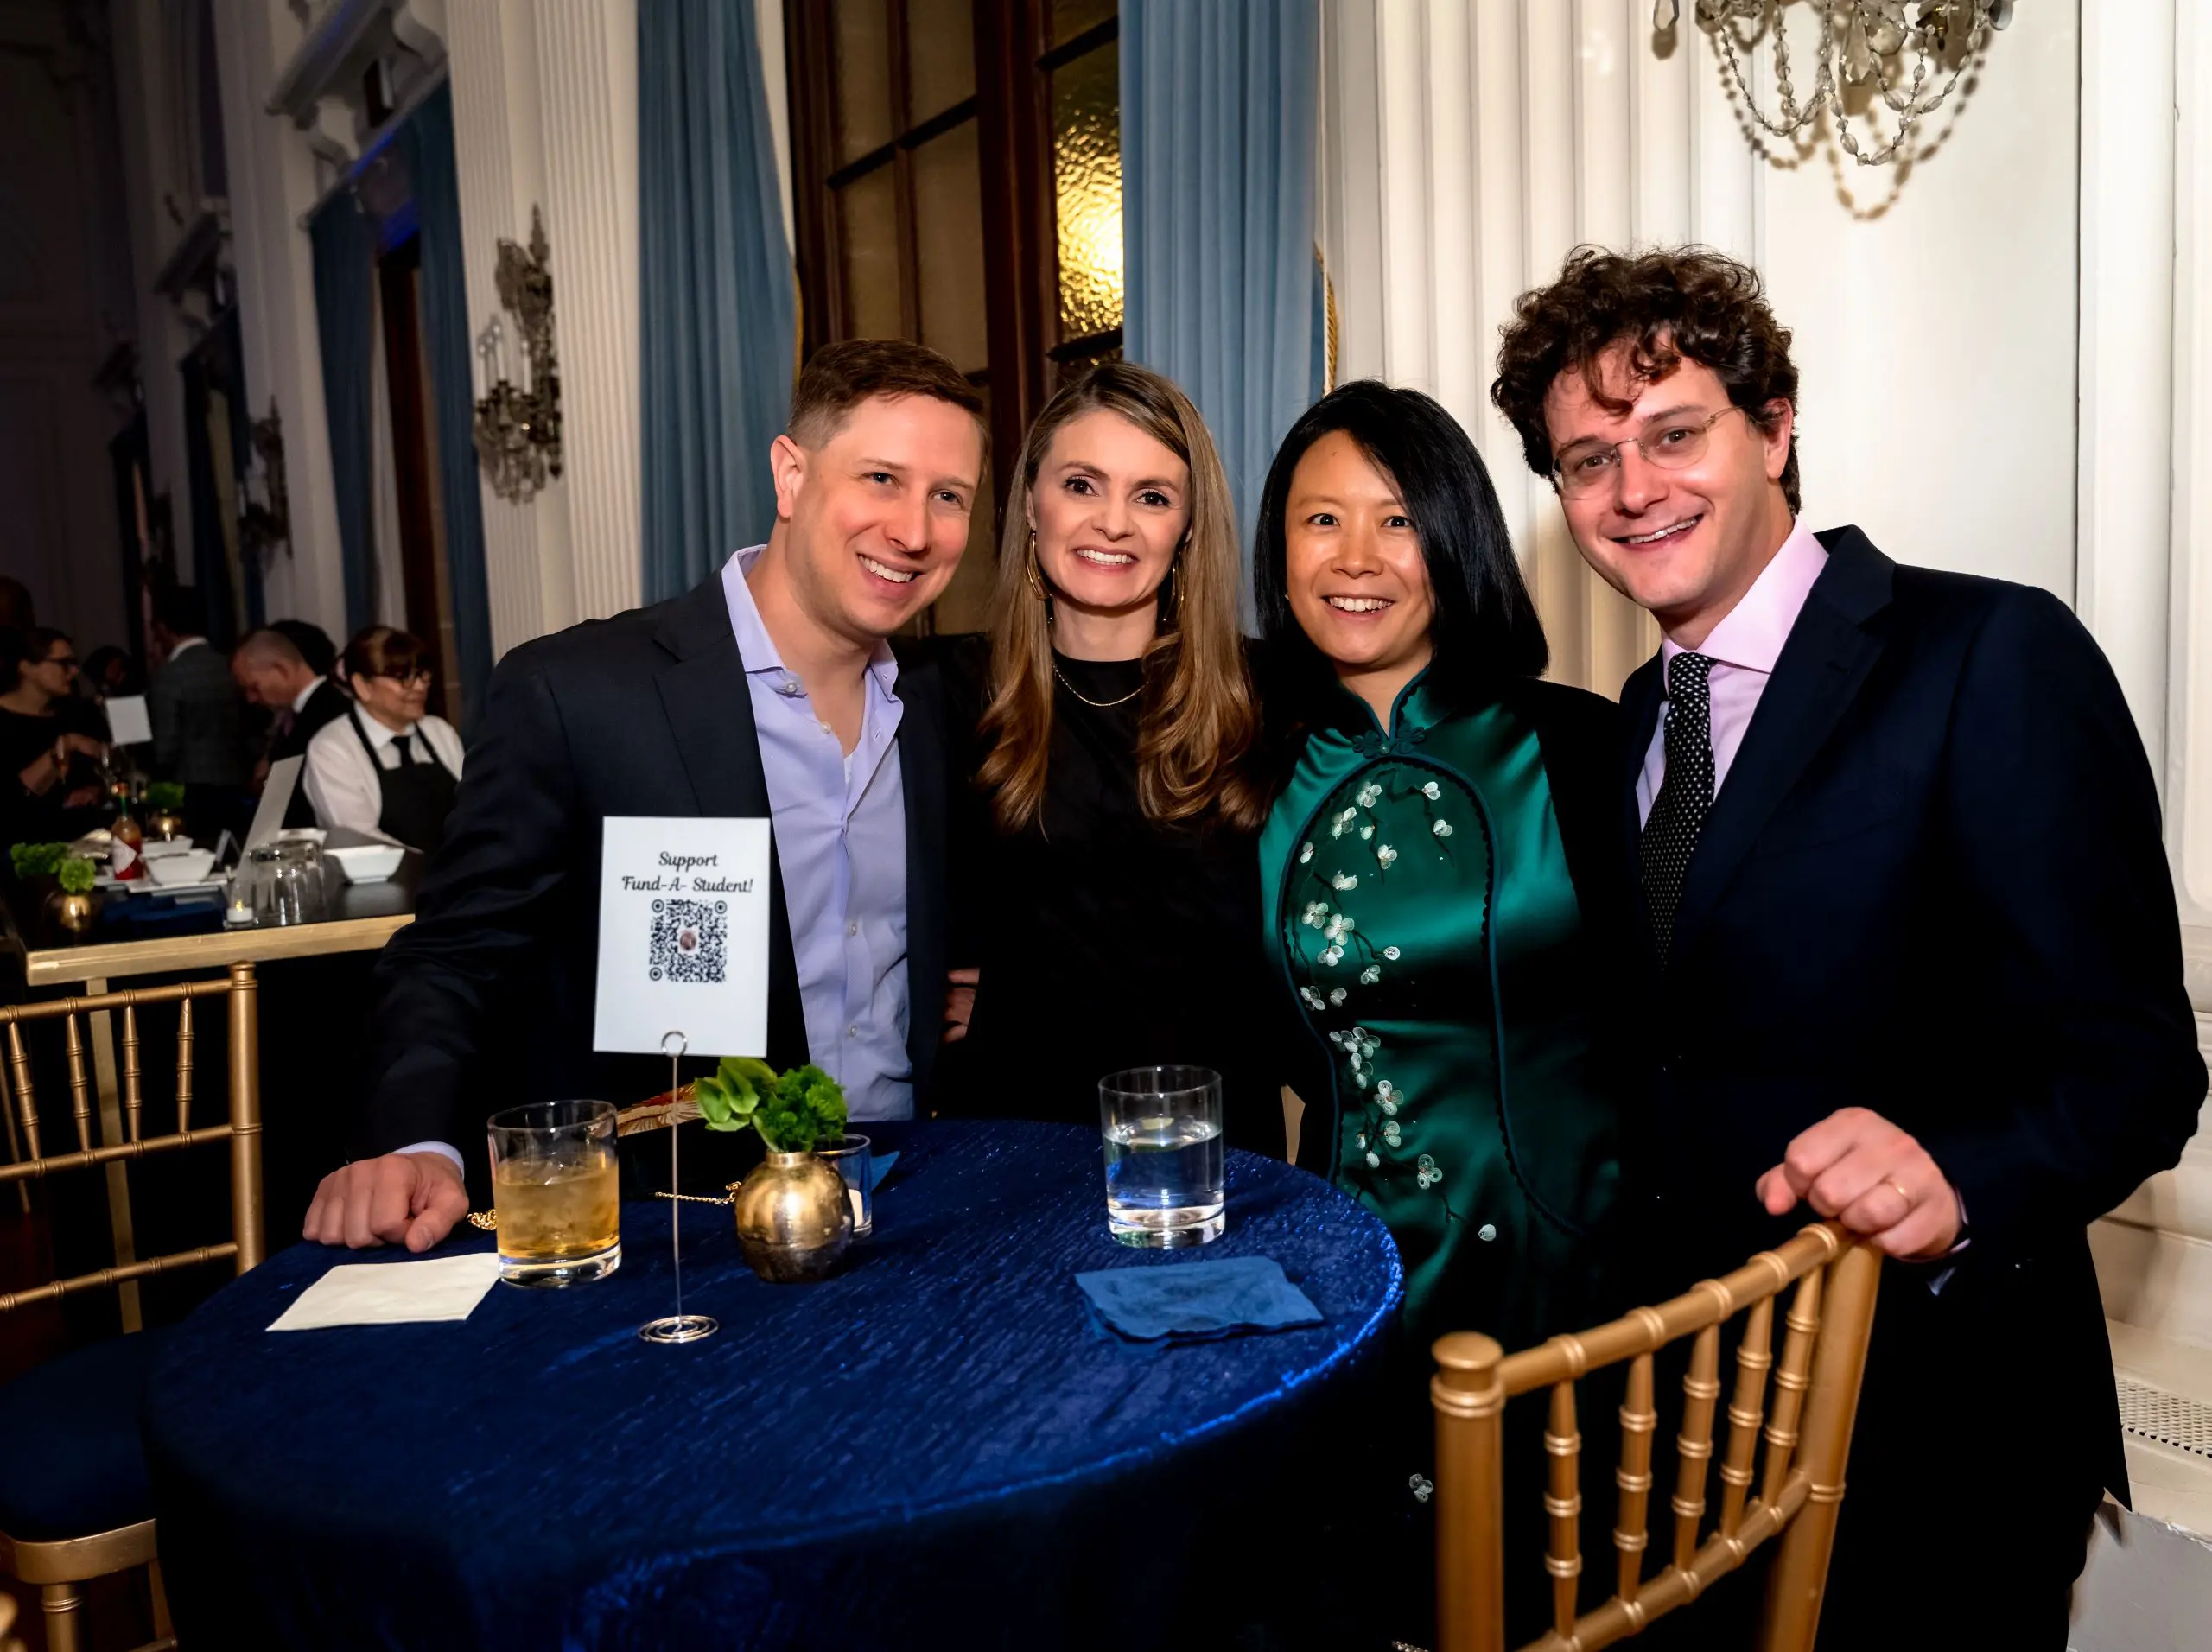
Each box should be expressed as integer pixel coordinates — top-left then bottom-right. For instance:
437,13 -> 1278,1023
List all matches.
148,849 -> 217,886
327,842 -> 405,884
140,837 -> 196,860
277,827 -> 327,844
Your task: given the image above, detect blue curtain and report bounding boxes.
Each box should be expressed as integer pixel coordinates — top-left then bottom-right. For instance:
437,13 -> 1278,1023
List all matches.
638,0 -> 798,604
308,193 -> 377,636
1122,0 -> 1323,614
397,85 -> 495,737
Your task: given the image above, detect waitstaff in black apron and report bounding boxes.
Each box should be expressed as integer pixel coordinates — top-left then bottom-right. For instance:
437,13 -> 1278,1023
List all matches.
302,626 -> 465,855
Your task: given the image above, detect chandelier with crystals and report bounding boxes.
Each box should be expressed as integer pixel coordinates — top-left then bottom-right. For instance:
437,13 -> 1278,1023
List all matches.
1657,1 -> 2013,168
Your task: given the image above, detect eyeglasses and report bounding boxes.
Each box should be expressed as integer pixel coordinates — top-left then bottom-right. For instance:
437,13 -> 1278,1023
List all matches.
1551,405 -> 1750,499
376,669 -> 434,689
41,655 -> 78,671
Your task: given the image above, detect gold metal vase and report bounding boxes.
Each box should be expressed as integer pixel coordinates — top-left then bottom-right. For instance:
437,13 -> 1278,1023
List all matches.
46,889 -> 97,934
729,1151 -> 851,1283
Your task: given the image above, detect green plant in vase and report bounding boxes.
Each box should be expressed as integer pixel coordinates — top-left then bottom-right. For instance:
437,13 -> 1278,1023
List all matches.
56,857 -> 96,895
47,854 -> 99,932
143,782 -> 185,811
693,1058 -> 849,1152
695,1058 -> 855,1282
9,842 -> 67,880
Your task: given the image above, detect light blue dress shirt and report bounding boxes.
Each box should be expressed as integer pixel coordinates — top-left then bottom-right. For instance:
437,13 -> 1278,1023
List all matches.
721,546 -> 913,1121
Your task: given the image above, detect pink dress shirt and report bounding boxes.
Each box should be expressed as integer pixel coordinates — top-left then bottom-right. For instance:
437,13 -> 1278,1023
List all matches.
1636,520 -> 1829,825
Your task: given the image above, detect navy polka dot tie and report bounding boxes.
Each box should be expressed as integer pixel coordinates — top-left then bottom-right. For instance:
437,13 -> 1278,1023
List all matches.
1640,651 -> 1717,963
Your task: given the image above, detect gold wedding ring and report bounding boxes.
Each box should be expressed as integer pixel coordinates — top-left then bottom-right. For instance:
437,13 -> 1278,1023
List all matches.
1887,1179 -> 1911,1204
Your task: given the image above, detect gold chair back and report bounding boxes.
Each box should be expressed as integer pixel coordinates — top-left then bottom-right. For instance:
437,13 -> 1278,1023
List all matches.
0,959 -> 265,1310
1431,1222 -> 1882,1652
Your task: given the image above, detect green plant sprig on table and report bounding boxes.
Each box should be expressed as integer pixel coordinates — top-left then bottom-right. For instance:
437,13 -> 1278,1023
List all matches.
143,781 -> 186,811
55,857 -> 97,896
9,842 -> 67,880
693,1058 -> 849,1154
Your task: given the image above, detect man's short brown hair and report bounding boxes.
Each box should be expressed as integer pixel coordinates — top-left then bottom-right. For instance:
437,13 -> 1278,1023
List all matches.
1491,245 -> 1802,512
786,338 -> 986,449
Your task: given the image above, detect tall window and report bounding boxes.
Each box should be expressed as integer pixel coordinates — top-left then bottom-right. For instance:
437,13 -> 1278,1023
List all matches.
786,0 -> 1125,630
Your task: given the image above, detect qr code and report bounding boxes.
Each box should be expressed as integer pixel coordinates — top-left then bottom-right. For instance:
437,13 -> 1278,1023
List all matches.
648,899 -> 728,983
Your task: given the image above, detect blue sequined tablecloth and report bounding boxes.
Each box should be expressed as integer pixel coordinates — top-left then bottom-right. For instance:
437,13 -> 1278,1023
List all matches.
143,1120 -> 1402,1650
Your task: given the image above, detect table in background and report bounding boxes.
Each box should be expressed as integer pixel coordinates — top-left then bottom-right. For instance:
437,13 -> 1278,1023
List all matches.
145,1120 -> 1403,1651
0,850 -> 422,1328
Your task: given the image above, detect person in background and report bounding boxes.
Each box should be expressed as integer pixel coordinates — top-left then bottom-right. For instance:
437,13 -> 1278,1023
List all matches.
234,626 -> 351,827
1251,382 -> 1636,1648
271,618 -> 339,681
81,645 -> 143,703
0,577 -> 32,633
1490,245 -> 2206,1649
940,362 -> 1273,1138
147,584 -> 251,804
0,626 -> 108,845
303,626 -> 463,853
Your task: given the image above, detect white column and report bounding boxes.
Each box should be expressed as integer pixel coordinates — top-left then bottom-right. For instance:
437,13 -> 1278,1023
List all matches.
105,0 -> 200,590
208,0 -> 350,643
446,0 -> 642,658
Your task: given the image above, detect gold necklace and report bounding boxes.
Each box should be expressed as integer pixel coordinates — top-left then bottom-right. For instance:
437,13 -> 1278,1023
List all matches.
1052,663 -> 1143,709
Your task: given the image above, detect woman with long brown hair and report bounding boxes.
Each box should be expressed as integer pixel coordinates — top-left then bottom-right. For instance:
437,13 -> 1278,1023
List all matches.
942,362 -> 1274,1139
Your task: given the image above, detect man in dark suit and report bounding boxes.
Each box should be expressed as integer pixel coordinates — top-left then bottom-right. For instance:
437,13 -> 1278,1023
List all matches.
147,584 -> 252,842
302,340 -> 984,1253
233,626 -> 350,827
1491,248 -> 2205,1648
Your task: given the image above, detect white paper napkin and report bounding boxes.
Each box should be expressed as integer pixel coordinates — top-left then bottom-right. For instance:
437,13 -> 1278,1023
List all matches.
266,1252 -> 504,1331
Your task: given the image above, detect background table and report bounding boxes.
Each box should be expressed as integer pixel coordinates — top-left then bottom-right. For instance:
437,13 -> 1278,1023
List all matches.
0,848 -> 423,1330
144,1120 -> 1402,1651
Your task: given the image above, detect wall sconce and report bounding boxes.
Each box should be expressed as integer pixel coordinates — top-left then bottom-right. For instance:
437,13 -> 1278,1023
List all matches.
239,397 -> 291,562
472,205 -> 563,504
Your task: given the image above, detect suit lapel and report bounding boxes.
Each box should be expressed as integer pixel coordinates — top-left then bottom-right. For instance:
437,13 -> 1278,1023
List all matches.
892,648 -> 947,1103
1669,529 -> 1895,956
650,575 -> 809,1068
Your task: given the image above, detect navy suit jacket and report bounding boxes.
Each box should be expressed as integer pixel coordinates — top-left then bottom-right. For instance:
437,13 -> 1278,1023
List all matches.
363,575 -> 950,1187
1618,525 -> 2203,1515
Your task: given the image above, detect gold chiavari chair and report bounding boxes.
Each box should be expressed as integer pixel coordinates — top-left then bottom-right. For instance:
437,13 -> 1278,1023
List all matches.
0,962 -> 264,1652
1431,1222 -> 1883,1652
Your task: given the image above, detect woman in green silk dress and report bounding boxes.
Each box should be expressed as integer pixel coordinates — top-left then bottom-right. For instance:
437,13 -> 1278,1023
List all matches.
1252,382 -> 1640,1644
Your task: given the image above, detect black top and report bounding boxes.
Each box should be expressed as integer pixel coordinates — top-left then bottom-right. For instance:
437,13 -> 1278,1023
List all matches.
940,638 -> 1274,1142
0,699 -> 108,847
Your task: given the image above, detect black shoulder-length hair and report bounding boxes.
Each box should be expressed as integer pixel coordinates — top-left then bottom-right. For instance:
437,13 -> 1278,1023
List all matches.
1254,380 -> 1549,710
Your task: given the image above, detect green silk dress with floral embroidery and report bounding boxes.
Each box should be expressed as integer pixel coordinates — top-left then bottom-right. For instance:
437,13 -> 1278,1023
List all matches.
1261,673 -> 1623,1358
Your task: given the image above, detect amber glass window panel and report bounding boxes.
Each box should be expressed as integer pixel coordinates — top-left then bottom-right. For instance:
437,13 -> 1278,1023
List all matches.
833,0 -> 895,164
912,123 -> 992,375
837,166 -> 906,340
1052,41 -> 1123,342
904,0 -> 977,124
1051,0 -> 1116,47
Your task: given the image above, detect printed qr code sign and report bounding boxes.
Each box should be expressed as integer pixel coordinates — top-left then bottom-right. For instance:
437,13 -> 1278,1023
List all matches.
649,899 -> 728,984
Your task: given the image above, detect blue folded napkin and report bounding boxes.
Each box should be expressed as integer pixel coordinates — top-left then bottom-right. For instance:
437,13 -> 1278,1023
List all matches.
867,1150 -> 898,1193
1076,1256 -> 1323,1344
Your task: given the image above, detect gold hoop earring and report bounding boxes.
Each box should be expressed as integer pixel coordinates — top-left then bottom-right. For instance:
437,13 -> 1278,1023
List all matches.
1026,533 -> 1051,603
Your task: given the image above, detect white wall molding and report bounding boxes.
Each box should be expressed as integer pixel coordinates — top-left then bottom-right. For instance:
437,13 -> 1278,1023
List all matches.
444,0 -> 641,659
2166,0 -> 2212,928
210,0 -> 350,642
2079,0 -> 2177,782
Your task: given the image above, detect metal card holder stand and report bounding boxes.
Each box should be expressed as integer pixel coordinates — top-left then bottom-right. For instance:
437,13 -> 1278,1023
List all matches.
639,1030 -> 717,1344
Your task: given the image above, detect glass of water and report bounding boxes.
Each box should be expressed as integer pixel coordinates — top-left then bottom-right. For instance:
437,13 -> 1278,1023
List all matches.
817,1134 -> 874,1240
1099,1066 -> 1225,1248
